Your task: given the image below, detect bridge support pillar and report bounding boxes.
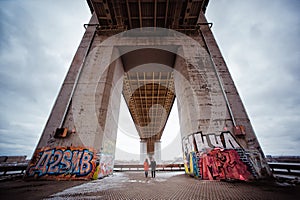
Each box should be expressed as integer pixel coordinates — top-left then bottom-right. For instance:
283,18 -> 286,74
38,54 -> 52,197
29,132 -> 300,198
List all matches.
140,140 -> 147,163
172,12 -> 272,181
154,141 -> 161,163
25,31 -> 125,180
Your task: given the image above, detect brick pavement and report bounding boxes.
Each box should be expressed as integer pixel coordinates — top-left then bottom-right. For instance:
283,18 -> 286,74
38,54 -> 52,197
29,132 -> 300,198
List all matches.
46,171 -> 300,200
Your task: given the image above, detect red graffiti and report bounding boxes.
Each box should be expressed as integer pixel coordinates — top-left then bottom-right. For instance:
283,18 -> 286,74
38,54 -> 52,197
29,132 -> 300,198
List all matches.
200,149 -> 251,180
182,132 -> 256,181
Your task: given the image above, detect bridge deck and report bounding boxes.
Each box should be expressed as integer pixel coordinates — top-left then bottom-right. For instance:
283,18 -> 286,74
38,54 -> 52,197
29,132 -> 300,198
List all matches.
1,171 -> 299,200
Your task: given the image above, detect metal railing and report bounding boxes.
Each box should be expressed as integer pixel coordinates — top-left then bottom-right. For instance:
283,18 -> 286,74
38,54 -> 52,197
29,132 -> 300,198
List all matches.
113,164 -> 184,171
268,163 -> 300,177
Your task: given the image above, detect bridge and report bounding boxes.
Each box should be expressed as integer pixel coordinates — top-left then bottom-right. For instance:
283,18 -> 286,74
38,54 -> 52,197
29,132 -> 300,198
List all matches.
22,0 -> 274,183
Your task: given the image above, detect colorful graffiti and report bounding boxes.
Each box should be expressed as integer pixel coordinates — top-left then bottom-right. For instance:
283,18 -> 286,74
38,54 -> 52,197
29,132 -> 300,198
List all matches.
26,147 -> 99,180
200,149 -> 251,180
182,132 -> 241,153
98,154 -> 114,178
182,131 -> 260,181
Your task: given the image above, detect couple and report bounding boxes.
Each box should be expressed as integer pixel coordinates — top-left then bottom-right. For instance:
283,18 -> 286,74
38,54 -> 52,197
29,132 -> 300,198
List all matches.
143,158 -> 156,178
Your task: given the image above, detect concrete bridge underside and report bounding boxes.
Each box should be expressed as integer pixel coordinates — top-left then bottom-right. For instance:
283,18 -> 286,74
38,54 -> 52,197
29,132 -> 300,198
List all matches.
25,0 -> 271,181
122,48 -> 176,160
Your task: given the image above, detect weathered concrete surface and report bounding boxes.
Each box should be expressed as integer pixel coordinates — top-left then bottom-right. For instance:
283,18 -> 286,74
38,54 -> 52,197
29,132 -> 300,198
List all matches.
197,12 -> 261,151
174,44 -> 228,136
35,13 -> 98,149
26,35 -> 124,180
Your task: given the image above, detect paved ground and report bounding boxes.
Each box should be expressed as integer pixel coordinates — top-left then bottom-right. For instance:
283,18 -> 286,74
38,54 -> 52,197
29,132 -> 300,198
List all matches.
1,171 -> 300,200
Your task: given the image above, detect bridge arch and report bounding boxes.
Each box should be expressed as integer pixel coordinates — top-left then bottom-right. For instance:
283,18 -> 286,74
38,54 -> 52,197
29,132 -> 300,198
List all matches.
69,27 -> 221,163
26,27 -> 270,181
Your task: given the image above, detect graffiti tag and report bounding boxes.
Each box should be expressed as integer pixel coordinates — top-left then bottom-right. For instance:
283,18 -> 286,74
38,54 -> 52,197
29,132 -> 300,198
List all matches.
98,154 -> 114,178
26,147 -> 98,179
183,132 -> 241,154
182,132 -> 254,181
200,149 -> 251,180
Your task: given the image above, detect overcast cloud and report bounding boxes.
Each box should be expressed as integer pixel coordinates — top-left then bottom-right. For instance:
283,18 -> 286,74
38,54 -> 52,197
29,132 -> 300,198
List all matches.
206,0 -> 300,156
0,0 -> 299,160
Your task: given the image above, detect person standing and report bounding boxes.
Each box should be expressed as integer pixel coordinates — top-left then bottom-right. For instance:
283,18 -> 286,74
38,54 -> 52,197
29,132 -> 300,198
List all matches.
143,158 -> 149,178
150,158 -> 156,178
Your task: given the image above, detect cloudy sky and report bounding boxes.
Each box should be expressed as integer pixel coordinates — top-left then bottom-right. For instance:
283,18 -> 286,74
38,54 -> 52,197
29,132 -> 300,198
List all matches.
0,0 -> 299,161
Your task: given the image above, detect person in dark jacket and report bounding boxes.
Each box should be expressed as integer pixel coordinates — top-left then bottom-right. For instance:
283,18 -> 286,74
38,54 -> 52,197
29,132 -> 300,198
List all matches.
150,158 -> 156,178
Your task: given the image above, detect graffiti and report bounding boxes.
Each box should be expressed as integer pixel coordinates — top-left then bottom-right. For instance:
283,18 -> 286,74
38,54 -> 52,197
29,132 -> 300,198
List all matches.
26,147 -> 98,180
235,148 -> 259,178
182,132 -> 258,181
98,153 -> 114,178
190,152 -> 201,178
201,149 -> 251,180
183,132 -> 241,154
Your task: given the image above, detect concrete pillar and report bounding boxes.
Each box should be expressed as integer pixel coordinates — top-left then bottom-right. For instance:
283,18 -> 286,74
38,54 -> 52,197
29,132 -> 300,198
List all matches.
173,46 -> 228,138
26,33 -> 124,180
196,12 -> 264,152
140,141 -> 147,163
34,13 -> 98,148
174,13 -> 272,180
154,141 -> 161,163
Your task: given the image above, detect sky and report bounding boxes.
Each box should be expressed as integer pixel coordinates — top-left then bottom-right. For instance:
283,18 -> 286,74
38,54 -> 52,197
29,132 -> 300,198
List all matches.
0,0 -> 299,161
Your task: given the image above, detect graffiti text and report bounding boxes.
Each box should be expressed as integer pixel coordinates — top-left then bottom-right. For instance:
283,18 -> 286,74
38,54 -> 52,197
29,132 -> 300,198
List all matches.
26,147 -> 98,179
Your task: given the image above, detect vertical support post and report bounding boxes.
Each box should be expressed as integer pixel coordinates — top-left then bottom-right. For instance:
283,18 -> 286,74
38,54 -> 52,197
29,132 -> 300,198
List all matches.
197,12 -> 249,129
154,141 -> 161,163
140,140 -> 147,163
195,12 -> 272,178
36,13 -> 98,148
